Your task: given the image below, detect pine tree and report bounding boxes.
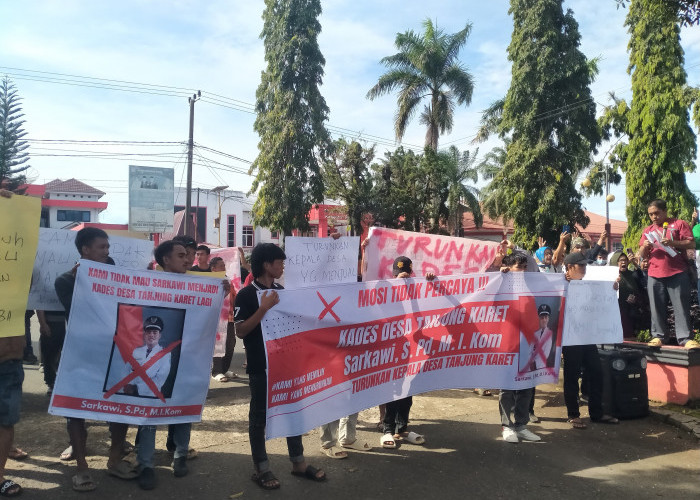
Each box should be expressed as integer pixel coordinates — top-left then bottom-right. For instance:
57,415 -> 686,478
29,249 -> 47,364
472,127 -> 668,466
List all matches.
0,76 -> 30,191
480,0 -> 600,249
250,0 -> 331,237
600,0 -> 699,245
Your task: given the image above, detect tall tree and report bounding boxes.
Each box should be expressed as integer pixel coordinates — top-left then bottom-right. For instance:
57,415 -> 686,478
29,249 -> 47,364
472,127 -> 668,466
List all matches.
442,146 -> 482,236
322,139 -> 375,236
366,19 -> 475,150
250,0 -> 331,237
615,0 -> 700,26
478,0 -> 600,248
371,147 -> 423,230
0,76 -> 30,191
600,0 -> 700,245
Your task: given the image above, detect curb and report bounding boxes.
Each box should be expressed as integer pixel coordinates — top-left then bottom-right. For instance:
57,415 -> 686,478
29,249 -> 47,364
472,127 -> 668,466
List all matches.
649,407 -> 700,440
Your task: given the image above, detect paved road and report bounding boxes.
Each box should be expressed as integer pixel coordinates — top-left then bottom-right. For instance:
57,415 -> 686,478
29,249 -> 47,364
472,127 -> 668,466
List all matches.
8,327 -> 700,499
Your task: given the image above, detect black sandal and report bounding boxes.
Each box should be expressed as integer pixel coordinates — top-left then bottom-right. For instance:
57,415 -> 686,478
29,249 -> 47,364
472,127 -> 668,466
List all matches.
252,470 -> 280,490
291,465 -> 326,482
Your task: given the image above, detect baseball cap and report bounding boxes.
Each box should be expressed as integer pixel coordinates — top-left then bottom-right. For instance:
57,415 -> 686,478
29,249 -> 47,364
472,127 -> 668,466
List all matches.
143,316 -> 164,331
392,256 -> 413,276
537,304 -> 552,316
563,252 -> 588,266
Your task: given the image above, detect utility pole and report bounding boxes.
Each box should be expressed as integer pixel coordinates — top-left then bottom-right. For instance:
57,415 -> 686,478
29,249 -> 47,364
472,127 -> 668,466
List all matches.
185,90 -> 201,237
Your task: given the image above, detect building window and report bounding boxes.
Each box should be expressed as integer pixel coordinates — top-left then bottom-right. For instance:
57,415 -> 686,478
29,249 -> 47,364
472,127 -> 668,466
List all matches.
57,210 -> 90,222
227,215 -> 235,247
270,230 -> 279,239
242,226 -> 254,247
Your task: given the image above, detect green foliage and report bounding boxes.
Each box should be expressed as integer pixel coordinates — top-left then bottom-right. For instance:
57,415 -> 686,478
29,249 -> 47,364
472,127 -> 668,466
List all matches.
366,19 -> 474,150
250,0 -> 331,236
322,139 -> 375,235
371,147 -> 424,230
600,0 -> 699,247
479,0 -> 599,249
615,0 -> 700,26
0,76 -> 30,191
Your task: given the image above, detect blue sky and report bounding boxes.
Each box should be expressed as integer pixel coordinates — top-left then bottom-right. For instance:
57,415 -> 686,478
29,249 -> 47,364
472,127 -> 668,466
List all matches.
1,0 -> 698,225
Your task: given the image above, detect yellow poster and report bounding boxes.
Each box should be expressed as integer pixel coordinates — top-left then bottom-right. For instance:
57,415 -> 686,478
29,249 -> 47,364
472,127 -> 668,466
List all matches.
0,195 -> 41,337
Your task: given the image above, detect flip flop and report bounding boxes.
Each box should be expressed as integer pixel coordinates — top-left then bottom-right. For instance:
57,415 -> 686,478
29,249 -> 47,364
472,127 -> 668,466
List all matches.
341,440 -> 373,451
8,447 -> 28,460
381,433 -> 396,449
568,418 -> 587,429
401,431 -> 425,445
291,465 -> 326,482
320,446 -> 348,459
212,373 -> 229,382
251,470 -> 280,490
0,480 -> 22,497
60,446 -> 74,461
72,472 -> 97,492
107,459 -> 139,480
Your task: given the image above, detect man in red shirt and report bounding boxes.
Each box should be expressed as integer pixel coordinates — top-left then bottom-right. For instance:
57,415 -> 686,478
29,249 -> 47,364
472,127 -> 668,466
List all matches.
639,199 -> 699,349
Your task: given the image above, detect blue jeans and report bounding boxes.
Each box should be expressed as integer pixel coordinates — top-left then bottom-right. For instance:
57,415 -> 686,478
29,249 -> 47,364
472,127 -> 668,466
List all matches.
137,423 -> 191,469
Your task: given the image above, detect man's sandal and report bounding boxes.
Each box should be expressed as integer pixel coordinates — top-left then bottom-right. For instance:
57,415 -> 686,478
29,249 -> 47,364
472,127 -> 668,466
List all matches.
8,447 -> 28,460
381,433 -> 396,449
72,472 -> 97,492
568,418 -> 587,429
320,446 -> 348,459
291,465 -> 326,482
251,470 -> 280,490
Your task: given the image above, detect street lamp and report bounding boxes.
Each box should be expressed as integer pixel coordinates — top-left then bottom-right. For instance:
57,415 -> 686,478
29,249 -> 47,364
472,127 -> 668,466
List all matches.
582,167 -> 613,252
211,186 -> 242,247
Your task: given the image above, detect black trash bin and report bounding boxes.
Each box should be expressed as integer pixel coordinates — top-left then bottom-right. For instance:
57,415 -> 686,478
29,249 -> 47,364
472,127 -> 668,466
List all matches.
599,347 -> 649,419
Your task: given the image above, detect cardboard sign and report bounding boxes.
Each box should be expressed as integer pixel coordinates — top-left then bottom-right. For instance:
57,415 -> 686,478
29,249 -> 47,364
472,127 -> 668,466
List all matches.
562,280 -> 623,346
0,195 -> 40,337
284,236 -> 359,288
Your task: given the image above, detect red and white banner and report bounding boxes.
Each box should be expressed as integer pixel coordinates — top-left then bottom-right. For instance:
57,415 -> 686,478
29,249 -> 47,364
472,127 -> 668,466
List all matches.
49,260 -> 224,424
261,272 -> 566,439
363,227 -> 499,280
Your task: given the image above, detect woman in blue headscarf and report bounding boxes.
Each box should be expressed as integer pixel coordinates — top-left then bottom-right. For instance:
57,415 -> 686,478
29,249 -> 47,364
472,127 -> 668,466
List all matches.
535,247 -> 559,273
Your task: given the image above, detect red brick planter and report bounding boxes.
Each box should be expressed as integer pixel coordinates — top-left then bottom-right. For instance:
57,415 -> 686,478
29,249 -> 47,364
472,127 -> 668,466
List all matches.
624,341 -> 700,405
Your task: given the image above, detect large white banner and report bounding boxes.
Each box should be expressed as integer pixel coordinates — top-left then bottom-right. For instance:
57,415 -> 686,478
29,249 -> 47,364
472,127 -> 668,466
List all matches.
284,236 -> 359,289
363,227 -> 499,281
49,260 -> 224,425
27,228 -> 154,311
562,280 -> 623,346
261,272 -> 567,439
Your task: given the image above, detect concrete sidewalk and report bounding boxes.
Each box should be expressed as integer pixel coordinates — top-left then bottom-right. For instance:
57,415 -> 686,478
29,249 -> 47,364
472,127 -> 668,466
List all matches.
8,352 -> 700,500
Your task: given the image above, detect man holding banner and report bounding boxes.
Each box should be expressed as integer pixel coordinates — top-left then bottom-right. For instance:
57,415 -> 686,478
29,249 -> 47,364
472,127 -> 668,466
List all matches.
54,227 -> 138,491
234,243 -> 327,491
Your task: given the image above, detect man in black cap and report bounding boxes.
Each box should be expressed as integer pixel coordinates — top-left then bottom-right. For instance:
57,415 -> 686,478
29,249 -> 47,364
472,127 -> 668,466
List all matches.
124,316 -> 171,398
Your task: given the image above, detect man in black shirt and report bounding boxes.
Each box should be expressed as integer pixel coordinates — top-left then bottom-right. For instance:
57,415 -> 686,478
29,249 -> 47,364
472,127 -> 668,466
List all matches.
235,243 -> 326,490
191,245 -> 211,272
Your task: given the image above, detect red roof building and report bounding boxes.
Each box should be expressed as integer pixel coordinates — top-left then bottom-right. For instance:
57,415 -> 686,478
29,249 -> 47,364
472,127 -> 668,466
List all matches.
23,178 -> 108,228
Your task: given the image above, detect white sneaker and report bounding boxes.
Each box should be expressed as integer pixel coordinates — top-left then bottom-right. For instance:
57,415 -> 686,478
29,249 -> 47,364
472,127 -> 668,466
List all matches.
516,428 -> 541,442
502,426 -> 519,443
529,412 -> 539,423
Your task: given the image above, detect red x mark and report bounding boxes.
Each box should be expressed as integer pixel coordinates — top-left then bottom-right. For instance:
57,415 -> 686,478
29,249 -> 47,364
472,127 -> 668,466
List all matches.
103,334 -> 181,402
522,328 -> 553,373
317,292 -> 341,323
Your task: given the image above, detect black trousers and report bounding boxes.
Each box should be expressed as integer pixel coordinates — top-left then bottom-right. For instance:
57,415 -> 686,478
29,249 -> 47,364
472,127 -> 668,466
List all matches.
563,344 -> 603,420
383,397 -> 412,435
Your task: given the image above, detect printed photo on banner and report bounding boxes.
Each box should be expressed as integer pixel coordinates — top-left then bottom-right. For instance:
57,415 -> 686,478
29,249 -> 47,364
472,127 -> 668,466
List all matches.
49,260 -> 224,425
517,296 -> 562,378
103,304 -> 186,401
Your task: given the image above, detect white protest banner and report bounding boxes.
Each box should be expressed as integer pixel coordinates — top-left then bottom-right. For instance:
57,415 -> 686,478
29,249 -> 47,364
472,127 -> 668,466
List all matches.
261,272 -> 566,439
583,265 -> 619,282
49,260 -> 224,424
562,280 -> 623,346
363,227 -> 499,281
284,236 -> 359,289
210,246 -> 242,292
27,228 -> 154,311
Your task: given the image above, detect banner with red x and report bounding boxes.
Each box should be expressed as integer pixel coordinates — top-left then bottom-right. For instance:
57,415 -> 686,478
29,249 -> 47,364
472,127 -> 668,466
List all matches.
317,292 -> 341,322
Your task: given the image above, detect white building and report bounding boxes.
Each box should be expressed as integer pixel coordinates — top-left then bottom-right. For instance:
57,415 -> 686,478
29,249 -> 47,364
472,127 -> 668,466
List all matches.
25,178 -> 107,229
173,187 -> 279,249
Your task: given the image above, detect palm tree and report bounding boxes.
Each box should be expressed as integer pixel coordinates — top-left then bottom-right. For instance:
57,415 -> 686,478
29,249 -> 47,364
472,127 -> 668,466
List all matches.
443,146 -> 481,236
367,19 -> 475,150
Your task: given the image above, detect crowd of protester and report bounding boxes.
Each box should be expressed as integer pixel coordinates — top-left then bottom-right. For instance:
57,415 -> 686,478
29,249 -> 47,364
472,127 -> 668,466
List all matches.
2,193 -> 700,495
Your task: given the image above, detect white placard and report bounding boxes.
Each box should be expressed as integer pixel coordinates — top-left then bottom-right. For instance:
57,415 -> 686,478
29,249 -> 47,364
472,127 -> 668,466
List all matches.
27,228 -> 154,311
49,260 -> 224,424
562,280 -> 623,346
283,236 -> 359,289
583,265 -> 619,282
